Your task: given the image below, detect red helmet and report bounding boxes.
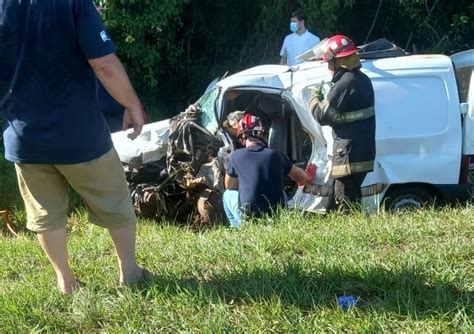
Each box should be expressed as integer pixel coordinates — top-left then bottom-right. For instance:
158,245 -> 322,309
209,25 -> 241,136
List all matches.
321,35 -> 358,62
237,114 -> 264,139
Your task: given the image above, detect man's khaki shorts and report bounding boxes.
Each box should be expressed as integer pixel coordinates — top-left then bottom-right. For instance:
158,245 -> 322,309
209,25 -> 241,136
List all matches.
15,148 -> 137,232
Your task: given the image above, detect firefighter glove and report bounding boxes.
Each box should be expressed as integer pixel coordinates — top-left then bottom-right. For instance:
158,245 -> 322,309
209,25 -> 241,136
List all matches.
309,85 -> 324,110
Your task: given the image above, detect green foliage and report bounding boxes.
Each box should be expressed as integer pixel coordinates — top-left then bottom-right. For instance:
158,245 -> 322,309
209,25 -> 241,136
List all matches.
0,149 -> 21,210
93,0 -> 190,118
99,0 -> 189,88
1,207 -> 473,331
383,0 -> 474,52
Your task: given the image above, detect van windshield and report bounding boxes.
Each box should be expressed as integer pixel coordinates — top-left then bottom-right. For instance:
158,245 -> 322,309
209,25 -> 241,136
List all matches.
197,88 -> 220,134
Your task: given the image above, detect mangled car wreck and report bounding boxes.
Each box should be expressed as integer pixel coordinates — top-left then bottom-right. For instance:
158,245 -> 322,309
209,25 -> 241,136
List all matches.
112,40 -> 474,224
112,103 -> 226,224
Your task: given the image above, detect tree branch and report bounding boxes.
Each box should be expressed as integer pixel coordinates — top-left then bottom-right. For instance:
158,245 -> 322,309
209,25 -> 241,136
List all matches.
404,31 -> 413,52
422,0 -> 441,45
364,0 -> 383,44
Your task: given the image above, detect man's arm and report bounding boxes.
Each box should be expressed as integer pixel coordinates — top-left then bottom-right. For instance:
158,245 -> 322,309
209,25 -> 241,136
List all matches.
309,85 -> 344,127
288,165 -> 310,185
89,54 -> 145,139
225,174 -> 239,190
279,56 -> 287,65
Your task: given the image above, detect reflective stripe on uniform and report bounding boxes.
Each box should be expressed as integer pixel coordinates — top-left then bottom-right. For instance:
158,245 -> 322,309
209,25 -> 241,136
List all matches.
332,160 -> 374,177
339,106 -> 375,123
318,100 -> 342,123
318,100 -> 375,124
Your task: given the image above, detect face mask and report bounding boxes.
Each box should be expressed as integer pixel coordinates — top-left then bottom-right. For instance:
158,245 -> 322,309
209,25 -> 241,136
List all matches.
290,22 -> 298,33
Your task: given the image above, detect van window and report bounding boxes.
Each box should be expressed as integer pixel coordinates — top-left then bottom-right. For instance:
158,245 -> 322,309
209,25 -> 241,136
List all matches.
456,66 -> 473,103
197,88 -> 219,134
374,77 -> 449,138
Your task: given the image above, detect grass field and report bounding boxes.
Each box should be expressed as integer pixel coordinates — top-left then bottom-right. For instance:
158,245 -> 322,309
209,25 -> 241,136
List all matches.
0,154 -> 473,332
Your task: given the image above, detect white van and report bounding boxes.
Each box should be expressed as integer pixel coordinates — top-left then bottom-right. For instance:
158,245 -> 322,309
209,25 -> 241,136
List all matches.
114,49 -> 474,213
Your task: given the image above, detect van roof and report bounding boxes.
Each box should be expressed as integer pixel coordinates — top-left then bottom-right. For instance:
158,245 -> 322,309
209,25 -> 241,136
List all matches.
217,54 -> 455,91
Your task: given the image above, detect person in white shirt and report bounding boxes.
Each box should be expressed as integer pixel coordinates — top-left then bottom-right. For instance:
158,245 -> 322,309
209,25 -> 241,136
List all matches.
280,9 -> 320,66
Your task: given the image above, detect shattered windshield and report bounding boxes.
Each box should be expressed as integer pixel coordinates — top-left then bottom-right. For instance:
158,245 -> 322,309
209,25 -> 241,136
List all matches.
197,87 -> 219,134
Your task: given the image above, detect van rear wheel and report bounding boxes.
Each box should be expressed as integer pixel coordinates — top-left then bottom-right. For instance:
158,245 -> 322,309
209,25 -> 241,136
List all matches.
384,186 -> 434,211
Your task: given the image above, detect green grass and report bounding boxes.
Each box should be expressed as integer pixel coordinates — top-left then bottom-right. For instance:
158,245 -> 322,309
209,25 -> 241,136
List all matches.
0,206 -> 472,332
1,150 -> 473,332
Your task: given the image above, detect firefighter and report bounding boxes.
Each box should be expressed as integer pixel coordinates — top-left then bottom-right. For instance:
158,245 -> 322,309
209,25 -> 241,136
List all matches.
309,35 -> 376,212
223,114 -> 311,227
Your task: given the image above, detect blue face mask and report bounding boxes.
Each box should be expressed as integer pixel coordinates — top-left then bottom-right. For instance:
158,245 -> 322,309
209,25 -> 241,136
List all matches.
290,22 -> 298,33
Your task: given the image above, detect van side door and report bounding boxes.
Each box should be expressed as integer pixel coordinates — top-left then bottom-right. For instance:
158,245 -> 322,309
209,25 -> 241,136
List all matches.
451,50 -> 474,155
459,66 -> 474,155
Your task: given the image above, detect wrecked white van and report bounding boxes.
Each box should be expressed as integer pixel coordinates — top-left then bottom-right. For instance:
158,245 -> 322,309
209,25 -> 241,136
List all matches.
113,47 -> 474,218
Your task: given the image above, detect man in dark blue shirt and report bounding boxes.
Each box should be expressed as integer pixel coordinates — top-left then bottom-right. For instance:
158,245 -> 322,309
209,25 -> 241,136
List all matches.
0,0 -> 152,293
223,114 -> 310,227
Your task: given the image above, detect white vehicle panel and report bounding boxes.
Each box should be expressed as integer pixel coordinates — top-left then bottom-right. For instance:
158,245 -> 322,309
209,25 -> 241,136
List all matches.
112,120 -> 170,164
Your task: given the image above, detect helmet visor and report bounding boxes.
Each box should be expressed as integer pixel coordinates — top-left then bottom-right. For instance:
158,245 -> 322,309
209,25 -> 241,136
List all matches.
295,38 -> 328,63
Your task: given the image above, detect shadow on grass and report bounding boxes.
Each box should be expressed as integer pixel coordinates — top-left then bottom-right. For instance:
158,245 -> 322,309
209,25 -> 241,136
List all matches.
137,263 -> 472,316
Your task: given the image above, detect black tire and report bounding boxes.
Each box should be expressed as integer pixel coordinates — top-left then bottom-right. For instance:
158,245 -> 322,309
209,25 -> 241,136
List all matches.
468,165 -> 474,185
384,185 -> 434,211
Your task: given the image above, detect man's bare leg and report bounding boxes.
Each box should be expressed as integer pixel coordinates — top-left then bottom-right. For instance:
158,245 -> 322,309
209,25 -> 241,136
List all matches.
108,222 -> 143,284
37,228 -> 77,294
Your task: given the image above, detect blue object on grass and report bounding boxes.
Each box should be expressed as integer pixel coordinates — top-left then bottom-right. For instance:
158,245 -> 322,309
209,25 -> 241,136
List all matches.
337,295 -> 358,310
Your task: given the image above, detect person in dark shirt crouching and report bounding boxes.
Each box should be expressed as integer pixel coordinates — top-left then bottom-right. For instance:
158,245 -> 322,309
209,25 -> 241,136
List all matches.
223,115 -> 311,227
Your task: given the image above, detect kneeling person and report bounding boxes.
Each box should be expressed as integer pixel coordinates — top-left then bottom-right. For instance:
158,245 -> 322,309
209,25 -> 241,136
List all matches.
223,115 -> 310,227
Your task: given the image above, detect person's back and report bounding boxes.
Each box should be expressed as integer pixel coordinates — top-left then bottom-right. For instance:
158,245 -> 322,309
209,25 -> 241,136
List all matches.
310,34 -> 376,211
223,114 -> 310,227
330,69 -> 374,115
0,0 -> 113,163
329,68 -> 376,166
227,144 -> 292,217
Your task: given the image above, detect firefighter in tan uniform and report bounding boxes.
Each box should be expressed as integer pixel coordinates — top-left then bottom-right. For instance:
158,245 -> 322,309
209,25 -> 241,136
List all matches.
310,35 -> 376,211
